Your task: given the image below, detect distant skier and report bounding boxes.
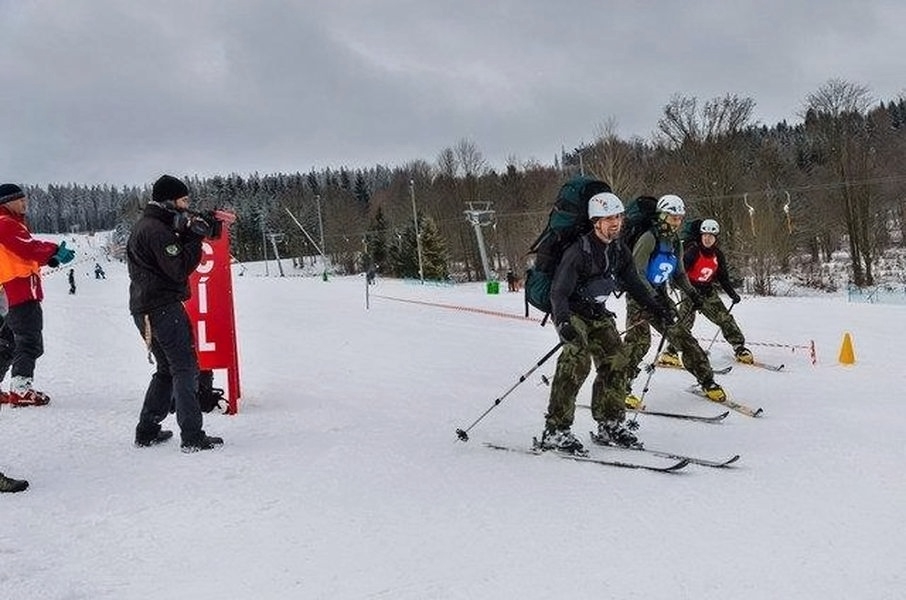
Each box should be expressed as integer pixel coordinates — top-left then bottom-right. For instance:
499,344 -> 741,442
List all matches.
94,262 -> 106,279
658,218 -> 753,366
68,268 -> 76,295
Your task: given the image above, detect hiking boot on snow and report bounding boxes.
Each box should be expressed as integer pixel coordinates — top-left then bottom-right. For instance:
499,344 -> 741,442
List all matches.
537,428 -> 587,455
734,346 -> 754,364
624,393 -> 645,410
702,381 -> 727,402
591,419 -> 643,449
0,472 -> 29,493
134,427 -> 174,448
656,351 -> 683,367
180,434 -> 224,453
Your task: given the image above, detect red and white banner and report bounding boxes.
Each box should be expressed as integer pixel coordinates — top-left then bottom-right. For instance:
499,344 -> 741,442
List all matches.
185,220 -> 242,413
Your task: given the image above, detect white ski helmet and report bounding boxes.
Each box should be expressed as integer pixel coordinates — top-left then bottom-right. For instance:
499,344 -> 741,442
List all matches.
700,218 -> 720,235
656,194 -> 686,216
588,192 -> 624,219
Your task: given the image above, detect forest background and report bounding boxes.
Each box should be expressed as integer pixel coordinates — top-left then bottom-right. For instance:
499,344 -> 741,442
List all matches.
17,79 -> 906,294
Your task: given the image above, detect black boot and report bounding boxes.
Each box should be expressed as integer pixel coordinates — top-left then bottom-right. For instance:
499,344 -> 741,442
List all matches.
0,472 -> 29,493
135,427 -> 174,447
180,434 -> 224,453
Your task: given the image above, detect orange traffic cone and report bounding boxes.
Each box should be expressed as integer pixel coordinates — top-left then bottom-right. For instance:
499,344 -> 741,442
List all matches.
838,332 -> 855,365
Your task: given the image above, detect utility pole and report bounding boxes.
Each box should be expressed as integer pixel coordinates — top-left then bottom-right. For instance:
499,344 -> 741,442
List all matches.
260,207 -> 269,276
410,179 -> 425,283
316,194 -> 327,280
266,233 -> 285,277
464,201 -> 495,281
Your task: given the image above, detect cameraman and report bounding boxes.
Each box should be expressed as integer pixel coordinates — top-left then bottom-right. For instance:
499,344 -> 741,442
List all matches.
127,174 -> 223,452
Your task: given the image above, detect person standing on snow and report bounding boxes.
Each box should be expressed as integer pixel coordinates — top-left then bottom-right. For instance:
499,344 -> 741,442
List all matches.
0,286 -> 28,492
68,268 -> 76,295
0,183 -> 75,407
658,218 -> 754,366
127,175 -> 223,452
621,194 -> 726,409
539,192 -> 674,455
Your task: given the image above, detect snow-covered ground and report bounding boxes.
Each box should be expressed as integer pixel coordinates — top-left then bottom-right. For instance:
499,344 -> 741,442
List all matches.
2,234 -> 905,599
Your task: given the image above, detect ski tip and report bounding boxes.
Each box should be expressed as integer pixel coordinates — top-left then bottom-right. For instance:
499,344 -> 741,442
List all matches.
665,458 -> 691,472
725,454 -> 742,465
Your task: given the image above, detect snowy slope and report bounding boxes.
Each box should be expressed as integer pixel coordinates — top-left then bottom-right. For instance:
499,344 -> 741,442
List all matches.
1,235 -> 905,599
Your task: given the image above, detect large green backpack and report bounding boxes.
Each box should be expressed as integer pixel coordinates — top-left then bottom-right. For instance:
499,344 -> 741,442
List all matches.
524,176 -> 611,321
620,195 -> 660,250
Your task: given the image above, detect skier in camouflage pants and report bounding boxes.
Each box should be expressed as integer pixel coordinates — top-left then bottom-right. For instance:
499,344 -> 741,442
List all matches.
661,218 -> 753,364
622,195 -> 727,406
540,192 -> 671,453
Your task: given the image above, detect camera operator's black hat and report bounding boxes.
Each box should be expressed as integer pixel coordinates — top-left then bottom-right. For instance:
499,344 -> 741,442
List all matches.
152,175 -> 189,204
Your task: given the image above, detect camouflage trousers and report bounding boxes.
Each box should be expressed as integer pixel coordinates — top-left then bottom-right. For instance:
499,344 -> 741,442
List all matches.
545,314 -> 633,431
667,287 -> 745,353
623,296 -> 715,388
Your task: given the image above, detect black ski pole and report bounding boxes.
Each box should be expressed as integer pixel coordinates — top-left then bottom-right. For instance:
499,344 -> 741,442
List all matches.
455,341 -> 564,442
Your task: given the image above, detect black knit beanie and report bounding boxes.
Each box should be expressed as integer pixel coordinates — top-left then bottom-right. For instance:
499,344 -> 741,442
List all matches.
0,183 -> 25,204
152,175 -> 189,204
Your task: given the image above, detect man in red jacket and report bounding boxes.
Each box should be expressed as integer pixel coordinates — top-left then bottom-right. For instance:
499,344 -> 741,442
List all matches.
0,184 -> 75,406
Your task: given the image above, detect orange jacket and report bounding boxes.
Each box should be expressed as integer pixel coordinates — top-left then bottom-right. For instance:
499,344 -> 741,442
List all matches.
0,207 -> 58,306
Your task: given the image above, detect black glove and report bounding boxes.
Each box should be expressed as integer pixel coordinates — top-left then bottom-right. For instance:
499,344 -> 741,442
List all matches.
729,290 -> 741,304
686,290 -> 704,310
652,297 -> 677,327
556,321 -> 581,345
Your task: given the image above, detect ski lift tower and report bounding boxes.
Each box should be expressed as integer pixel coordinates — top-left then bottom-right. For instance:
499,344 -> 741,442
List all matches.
464,201 -> 496,281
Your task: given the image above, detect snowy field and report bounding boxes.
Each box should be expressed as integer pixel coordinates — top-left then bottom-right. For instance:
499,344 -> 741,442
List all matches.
2,233 -> 905,599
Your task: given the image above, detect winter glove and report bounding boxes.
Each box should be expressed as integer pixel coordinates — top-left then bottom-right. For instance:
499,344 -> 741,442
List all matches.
686,290 -> 704,310
556,321 -> 581,346
652,297 -> 677,327
729,290 -> 741,305
47,241 -> 75,267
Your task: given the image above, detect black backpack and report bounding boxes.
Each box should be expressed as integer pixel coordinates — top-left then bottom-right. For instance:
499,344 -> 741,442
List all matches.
524,176 -> 612,321
198,369 -> 227,413
680,217 -> 703,244
621,195 -> 660,250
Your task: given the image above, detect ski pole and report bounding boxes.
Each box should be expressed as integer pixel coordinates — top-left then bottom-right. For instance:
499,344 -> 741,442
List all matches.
633,328 -> 669,417
455,341 -> 564,442
704,301 -> 735,354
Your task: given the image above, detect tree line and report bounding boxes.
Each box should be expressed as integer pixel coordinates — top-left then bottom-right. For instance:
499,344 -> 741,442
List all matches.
19,78 -> 906,292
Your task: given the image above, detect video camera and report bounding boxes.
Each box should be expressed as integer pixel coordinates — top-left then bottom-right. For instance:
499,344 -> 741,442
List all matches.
179,209 -> 237,240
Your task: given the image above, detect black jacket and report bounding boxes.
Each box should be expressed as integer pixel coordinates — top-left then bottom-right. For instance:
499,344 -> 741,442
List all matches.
127,203 -> 204,315
550,232 -> 661,326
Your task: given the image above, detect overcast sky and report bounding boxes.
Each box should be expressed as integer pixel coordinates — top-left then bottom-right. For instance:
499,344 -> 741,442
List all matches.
2,0 -> 904,187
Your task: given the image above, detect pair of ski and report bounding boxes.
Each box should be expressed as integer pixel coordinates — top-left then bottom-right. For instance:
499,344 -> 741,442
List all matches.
658,360 -> 786,373
578,403 -> 729,424
485,437 -> 739,473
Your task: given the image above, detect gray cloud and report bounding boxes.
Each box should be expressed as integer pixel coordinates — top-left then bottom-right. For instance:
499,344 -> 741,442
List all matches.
2,0 -> 904,186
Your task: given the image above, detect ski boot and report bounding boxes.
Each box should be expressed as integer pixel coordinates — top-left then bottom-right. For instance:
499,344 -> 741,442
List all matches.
590,419 -> 643,449
624,393 -> 644,410
734,346 -> 754,364
536,428 -> 587,456
656,350 -> 683,367
701,381 -> 727,402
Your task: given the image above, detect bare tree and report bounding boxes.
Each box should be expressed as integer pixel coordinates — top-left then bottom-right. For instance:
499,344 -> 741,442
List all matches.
801,78 -> 877,285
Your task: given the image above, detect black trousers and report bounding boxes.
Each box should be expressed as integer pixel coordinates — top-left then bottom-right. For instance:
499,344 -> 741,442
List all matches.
2,300 -> 44,382
133,303 -> 203,443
